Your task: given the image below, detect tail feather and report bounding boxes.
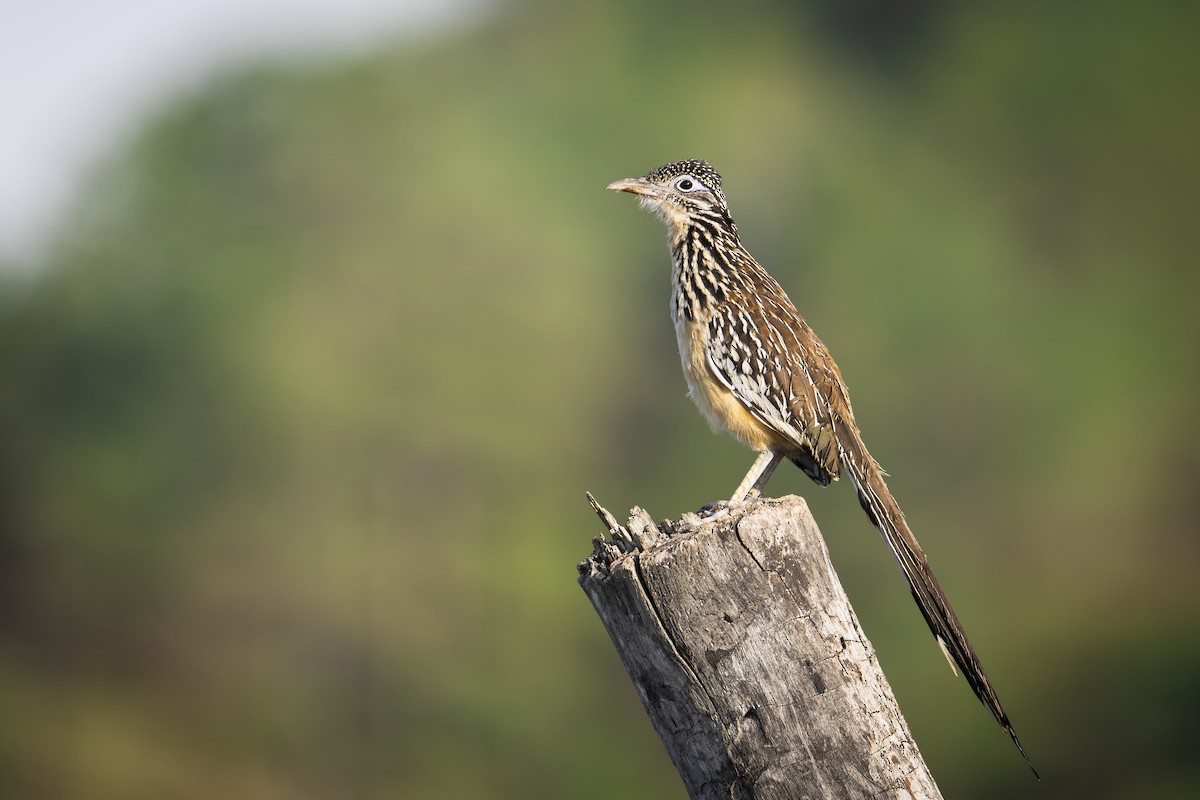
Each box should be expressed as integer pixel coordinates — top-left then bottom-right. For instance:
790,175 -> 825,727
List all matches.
836,426 -> 1039,779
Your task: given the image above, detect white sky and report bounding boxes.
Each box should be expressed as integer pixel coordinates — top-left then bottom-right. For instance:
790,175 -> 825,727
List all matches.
0,0 -> 485,267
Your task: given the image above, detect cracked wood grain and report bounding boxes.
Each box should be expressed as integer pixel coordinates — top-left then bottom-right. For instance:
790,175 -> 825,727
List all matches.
578,495 -> 942,800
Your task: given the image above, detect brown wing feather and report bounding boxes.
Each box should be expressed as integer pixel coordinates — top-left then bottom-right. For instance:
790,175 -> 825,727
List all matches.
702,285 -> 843,484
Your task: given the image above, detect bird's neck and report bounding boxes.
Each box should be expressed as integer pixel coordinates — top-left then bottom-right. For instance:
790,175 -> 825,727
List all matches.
665,211 -> 738,249
669,218 -> 743,323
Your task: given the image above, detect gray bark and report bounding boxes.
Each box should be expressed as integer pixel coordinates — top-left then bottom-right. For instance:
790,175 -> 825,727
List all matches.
578,494 -> 943,800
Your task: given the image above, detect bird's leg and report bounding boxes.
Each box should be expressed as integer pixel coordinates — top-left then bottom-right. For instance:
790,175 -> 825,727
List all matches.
730,450 -> 783,505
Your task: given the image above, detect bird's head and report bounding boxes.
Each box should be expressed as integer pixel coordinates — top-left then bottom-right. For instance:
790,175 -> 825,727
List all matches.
607,159 -> 734,237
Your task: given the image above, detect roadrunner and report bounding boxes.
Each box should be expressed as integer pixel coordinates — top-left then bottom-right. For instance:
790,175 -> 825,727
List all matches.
607,159 -> 1037,776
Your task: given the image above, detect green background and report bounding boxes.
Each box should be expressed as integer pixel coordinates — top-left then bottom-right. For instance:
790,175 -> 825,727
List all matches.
3,1 -> 1198,797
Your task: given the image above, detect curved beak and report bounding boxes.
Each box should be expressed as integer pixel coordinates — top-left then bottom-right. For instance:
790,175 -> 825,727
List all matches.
606,177 -> 661,198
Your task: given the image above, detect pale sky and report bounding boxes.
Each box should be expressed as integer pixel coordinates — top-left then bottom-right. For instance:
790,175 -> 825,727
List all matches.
0,0 -> 485,267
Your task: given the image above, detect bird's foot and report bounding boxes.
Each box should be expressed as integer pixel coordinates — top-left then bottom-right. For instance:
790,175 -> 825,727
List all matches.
697,499 -> 731,523
726,488 -> 762,510
696,489 -> 762,524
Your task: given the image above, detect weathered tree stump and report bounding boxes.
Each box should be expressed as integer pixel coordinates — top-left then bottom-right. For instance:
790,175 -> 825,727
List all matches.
579,494 -> 942,800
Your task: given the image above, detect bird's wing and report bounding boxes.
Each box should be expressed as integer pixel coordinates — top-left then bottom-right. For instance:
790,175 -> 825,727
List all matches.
703,299 -> 842,481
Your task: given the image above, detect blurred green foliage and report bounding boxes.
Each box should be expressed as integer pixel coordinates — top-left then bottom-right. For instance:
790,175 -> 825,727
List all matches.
2,1 -> 1199,797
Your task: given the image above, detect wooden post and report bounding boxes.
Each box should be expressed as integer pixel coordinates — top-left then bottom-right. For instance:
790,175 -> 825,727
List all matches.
579,494 -> 943,800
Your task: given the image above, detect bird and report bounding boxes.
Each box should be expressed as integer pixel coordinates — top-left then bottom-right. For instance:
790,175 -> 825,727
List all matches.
607,158 -> 1037,777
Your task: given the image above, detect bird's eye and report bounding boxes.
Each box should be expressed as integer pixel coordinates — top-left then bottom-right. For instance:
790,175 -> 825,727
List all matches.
675,176 -> 698,192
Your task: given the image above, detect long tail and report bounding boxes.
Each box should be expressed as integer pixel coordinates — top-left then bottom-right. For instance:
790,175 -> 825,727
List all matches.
835,426 -> 1039,779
